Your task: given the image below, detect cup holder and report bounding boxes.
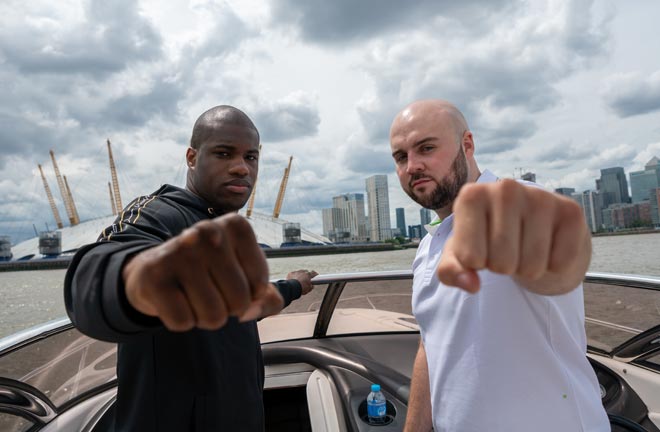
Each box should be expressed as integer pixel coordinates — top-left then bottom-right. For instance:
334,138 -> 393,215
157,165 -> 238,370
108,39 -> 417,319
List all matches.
357,400 -> 396,426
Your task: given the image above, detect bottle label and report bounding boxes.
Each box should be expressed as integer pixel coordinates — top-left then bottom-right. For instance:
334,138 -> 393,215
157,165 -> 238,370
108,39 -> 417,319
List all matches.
368,401 -> 386,418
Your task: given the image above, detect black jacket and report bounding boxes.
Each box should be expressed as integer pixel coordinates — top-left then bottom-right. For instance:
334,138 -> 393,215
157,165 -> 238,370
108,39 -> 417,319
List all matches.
64,184 -> 302,431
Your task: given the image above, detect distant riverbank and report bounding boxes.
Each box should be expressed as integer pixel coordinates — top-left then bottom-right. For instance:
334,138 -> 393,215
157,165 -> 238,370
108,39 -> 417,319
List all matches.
592,228 -> 660,237
0,242 -> 397,272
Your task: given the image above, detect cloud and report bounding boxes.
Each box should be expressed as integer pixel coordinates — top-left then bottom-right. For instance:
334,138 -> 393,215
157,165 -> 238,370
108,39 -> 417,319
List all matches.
270,0 -> 515,45
354,0 -> 610,153
0,0 -> 163,77
252,93 -> 321,142
603,71 -> 660,118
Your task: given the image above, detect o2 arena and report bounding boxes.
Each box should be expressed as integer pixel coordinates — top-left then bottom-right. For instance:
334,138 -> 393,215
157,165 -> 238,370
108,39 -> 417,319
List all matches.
3,145 -> 331,262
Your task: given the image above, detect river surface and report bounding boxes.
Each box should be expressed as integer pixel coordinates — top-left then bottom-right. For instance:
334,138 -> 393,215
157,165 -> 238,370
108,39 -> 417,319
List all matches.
1,233 -> 658,339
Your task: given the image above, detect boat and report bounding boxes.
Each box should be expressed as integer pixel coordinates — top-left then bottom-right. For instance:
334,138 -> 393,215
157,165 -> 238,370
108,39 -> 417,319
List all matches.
0,271 -> 659,431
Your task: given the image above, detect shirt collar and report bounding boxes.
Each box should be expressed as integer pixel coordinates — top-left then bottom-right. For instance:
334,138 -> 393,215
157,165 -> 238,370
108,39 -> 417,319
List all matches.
423,169 -> 498,236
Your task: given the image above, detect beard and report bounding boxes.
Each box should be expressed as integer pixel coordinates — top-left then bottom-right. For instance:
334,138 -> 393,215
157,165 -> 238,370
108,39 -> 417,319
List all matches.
406,147 -> 468,211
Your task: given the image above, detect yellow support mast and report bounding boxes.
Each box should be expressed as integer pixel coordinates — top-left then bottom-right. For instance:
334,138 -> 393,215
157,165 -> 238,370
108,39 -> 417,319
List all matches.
246,144 -> 262,218
272,156 -> 293,219
49,150 -> 76,226
63,175 -> 80,224
108,182 -> 117,216
38,164 -> 64,229
107,139 -> 123,213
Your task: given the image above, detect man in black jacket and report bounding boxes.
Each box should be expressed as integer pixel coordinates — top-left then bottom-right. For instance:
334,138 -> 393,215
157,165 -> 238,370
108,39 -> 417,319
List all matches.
64,105 -> 318,431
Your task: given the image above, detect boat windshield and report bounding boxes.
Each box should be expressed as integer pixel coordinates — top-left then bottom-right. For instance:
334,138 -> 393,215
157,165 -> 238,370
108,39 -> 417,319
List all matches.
584,278 -> 660,353
0,326 -> 116,408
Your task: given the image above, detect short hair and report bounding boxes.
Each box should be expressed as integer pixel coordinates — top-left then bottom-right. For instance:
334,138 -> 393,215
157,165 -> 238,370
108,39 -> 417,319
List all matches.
190,105 -> 259,149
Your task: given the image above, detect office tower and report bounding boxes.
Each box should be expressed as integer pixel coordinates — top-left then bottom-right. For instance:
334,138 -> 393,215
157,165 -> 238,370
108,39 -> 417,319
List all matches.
554,187 -> 576,197
332,193 -> 367,242
322,208 -> 350,242
597,167 -> 630,207
395,208 -> 406,237
420,208 -> 433,226
571,190 -> 603,233
630,156 -> 660,203
408,224 -> 423,239
521,172 -> 536,183
366,175 -> 392,241
651,188 -> 660,226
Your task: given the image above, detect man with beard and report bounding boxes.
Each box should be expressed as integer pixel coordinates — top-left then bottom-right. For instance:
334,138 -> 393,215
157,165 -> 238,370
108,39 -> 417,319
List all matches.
390,100 -> 609,431
65,105 -> 317,431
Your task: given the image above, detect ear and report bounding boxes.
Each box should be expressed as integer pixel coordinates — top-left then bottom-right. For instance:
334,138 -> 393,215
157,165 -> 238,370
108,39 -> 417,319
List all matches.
462,131 -> 475,157
186,147 -> 197,169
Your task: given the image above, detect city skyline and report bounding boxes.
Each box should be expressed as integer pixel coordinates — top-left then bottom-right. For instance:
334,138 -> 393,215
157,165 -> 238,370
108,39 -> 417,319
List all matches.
1,1 -> 660,243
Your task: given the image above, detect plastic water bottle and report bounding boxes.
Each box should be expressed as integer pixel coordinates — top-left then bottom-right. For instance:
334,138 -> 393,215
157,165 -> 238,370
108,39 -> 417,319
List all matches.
367,383 -> 387,424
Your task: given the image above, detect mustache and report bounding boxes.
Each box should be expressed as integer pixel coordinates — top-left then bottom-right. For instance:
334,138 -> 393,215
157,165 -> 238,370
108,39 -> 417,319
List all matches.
409,174 -> 433,188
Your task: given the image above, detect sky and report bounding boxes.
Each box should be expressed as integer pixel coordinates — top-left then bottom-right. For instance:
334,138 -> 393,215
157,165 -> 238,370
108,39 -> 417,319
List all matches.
1,0 -> 660,244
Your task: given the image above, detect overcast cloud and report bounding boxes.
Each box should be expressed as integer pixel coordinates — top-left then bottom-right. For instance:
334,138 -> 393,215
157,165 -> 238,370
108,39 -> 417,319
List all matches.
1,0 -> 659,244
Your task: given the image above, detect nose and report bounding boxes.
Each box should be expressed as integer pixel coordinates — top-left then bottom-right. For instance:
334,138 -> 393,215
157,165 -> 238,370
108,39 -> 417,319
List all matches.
228,157 -> 249,176
406,154 -> 424,175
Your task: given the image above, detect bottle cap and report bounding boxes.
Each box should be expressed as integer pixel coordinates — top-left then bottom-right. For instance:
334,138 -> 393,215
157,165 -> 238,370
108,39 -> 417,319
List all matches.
371,384 -> 380,392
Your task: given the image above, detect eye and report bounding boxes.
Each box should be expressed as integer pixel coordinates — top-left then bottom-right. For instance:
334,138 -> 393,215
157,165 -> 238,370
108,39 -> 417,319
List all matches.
214,151 -> 230,158
421,145 -> 434,153
246,154 -> 258,161
394,153 -> 407,164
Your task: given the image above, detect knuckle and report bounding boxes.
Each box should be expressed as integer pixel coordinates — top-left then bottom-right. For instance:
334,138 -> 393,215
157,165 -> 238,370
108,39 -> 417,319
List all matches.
517,262 -> 545,281
487,253 -> 516,275
456,183 -> 485,205
197,314 -> 226,330
455,248 -> 485,269
560,199 -> 583,221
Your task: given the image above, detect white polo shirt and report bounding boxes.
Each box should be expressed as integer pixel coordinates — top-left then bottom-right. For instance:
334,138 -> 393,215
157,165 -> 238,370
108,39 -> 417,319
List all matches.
412,169 -> 609,432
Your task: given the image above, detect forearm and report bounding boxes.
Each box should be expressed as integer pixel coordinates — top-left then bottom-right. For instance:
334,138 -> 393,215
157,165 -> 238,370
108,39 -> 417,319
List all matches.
273,279 -> 302,308
64,241 -> 159,342
404,340 -> 433,432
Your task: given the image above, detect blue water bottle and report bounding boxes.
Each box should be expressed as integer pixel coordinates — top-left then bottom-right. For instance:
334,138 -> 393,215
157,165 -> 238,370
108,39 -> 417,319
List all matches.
367,383 -> 387,424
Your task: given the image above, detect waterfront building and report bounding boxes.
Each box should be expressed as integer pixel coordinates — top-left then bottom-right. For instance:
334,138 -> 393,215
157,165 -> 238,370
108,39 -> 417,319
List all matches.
651,188 -> 660,227
395,208 -> 406,238
602,202 -> 652,230
333,193 -> 368,242
571,190 -> 603,233
598,167 -> 630,207
420,208 -> 433,226
408,224 -> 423,240
521,172 -> 536,183
630,157 -> 660,203
366,175 -> 392,241
322,207 -> 348,243
555,187 -> 576,196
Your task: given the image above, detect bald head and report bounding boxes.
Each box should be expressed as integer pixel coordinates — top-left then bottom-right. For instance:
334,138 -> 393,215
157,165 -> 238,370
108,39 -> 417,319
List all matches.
190,105 -> 259,149
390,99 -> 469,145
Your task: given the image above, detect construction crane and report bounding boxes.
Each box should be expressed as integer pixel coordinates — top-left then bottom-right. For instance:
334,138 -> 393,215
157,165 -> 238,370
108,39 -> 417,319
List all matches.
246,144 -> 262,218
63,175 -> 80,224
37,164 -> 63,229
272,156 -> 293,219
107,139 -> 123,213
108,182 -> 117,216
49,150 -> 77,226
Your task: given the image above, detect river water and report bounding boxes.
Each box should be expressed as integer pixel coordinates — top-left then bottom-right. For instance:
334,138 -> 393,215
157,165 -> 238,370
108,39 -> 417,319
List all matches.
1,233 -> 658,340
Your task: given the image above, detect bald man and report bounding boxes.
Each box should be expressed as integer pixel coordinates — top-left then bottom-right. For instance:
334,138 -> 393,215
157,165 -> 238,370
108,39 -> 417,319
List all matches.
65,105 -> 317,431
389,100 -> 609,431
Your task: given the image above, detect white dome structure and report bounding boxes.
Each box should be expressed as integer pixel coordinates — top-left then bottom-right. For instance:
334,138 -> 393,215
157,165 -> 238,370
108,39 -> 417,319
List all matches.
10,212 -> 330,260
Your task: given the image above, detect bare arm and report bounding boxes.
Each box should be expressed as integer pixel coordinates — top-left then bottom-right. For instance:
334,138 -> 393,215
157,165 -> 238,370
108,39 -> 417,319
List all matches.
437,180 -> 591,296
404,339 -> 433,432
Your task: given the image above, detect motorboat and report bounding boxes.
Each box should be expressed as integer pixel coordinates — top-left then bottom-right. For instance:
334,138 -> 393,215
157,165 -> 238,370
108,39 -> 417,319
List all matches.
1,271 -> 659,431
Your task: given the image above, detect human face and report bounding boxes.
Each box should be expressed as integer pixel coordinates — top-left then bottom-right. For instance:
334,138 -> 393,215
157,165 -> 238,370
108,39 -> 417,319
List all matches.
186,123 -> 259,214
390,110 -> 470,214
